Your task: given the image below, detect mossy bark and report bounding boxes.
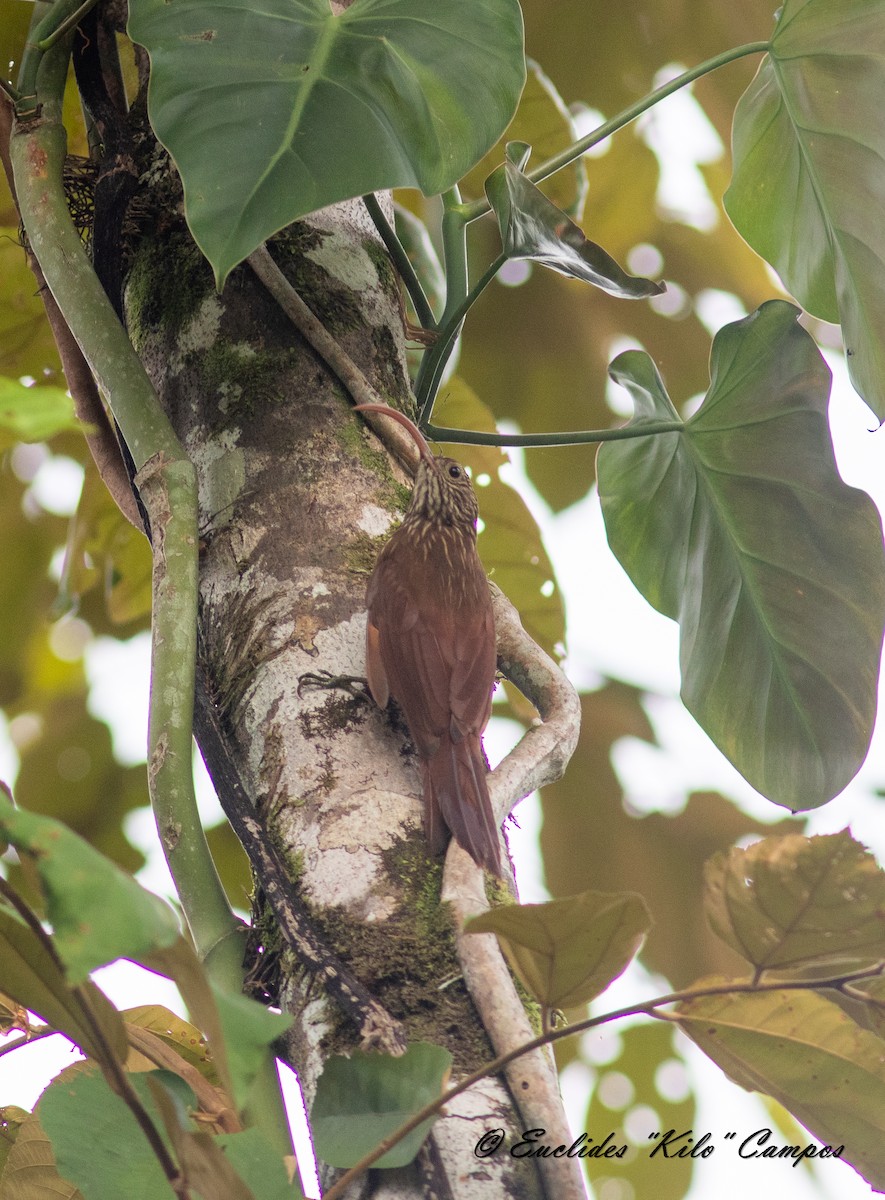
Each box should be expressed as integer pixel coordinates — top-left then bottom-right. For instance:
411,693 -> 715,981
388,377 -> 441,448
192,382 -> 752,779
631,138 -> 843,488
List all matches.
122,171 -> 543,1198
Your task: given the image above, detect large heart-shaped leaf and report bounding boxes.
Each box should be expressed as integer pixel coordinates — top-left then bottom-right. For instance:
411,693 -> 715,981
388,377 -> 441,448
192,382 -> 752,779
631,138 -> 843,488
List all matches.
597,300 -> 885,810
128,0 -> 525,286
485,143 -> 664,298
725,0 -> 885,419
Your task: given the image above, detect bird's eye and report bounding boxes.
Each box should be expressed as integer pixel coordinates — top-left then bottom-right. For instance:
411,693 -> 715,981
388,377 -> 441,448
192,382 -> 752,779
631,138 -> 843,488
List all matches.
448,464 -> 462,479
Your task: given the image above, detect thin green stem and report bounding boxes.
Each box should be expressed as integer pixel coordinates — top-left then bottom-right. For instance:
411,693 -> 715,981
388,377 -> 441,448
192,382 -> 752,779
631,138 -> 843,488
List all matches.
0,78 -> 22,105
459,41 -> 771,224
322,961 -> 885,1200
425,418 -> 684,448
37,0 -> 100,50
16,0 -> 98,107
362,193 -> 436,330
439,196 -> 469,322
416,252 -> 505,420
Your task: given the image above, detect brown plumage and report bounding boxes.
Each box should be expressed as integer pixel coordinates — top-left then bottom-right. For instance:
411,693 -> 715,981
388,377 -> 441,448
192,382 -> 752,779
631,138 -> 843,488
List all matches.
354,404 -> 501,875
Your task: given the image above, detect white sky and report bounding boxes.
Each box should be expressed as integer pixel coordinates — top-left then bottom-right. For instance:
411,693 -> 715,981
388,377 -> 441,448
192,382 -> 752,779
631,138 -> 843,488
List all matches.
3,76 -> 885,1200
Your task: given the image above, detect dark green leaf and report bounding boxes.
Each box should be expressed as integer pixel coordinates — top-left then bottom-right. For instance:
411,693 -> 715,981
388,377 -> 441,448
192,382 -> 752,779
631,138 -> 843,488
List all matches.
485,143 -> 664,297
215,1130 -> 298,1200
0,791 -> 180,982
146,1076 -> 260,1200
466,889 -> 650,1009
311,1043 -> 452,1169
39,1072 -> 176,1200
705,830 -> 885,977
597,300 -> 885,810
0,376 -> 81,449
725,0 -> 885,419
145,938 -> 237,1106
128,0 -> 525,286
678,985 -> 885,1190
211,985 -> 291,1110
144,940 -> 286,1115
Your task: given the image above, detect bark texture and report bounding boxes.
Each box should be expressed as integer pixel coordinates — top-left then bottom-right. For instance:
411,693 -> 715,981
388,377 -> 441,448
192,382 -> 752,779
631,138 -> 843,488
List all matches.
122,172 -> 546,1198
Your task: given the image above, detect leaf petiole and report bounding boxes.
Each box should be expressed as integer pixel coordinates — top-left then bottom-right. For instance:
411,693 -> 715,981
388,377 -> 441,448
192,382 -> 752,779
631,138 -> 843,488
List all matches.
424,417 -> 684,448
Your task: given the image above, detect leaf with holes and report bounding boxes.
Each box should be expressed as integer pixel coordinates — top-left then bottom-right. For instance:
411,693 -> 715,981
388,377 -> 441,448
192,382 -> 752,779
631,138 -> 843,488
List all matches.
705,830 -> 885,978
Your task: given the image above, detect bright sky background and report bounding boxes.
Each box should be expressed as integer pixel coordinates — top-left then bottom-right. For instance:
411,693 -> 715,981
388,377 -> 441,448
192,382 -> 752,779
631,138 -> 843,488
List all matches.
3,74 -> 885,1200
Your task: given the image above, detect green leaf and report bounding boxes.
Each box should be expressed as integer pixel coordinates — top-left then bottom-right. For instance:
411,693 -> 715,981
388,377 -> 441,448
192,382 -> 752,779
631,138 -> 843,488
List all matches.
485,143 -> 664,297
39,1072 -> 176,1200
466,889 -> 650,1009
725,0 -> 885,419
311,1043 -> 452,1169
145,1076 -> 260,1200
597,300 -> 885,810
145,938 -> 237,1107
128,0 -> 525,286
0,376 -> 81,449
705,830 -> 885,978
0,1106 -> 28,1179
0,907 -> 127,1064
677,985 -> 885,1190
124,1006 -> 215,1078
215,1130 -> 297,1200
0,792 -> 180,982
211,985 -> 291,1110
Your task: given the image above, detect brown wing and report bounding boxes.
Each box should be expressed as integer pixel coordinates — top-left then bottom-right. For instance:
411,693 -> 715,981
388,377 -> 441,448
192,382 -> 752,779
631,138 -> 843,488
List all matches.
366,528 -> 495,757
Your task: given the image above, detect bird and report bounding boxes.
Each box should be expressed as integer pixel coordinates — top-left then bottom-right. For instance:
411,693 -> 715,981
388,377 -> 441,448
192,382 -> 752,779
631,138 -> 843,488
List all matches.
354,403 -> 502,876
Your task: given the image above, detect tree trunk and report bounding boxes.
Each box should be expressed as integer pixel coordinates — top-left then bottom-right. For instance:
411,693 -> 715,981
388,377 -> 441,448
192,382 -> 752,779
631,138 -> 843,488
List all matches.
122,162 -> 547,1198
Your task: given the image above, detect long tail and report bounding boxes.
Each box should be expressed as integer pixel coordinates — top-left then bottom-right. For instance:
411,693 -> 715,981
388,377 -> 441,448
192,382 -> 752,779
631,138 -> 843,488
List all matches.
422,734 -> 502,876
